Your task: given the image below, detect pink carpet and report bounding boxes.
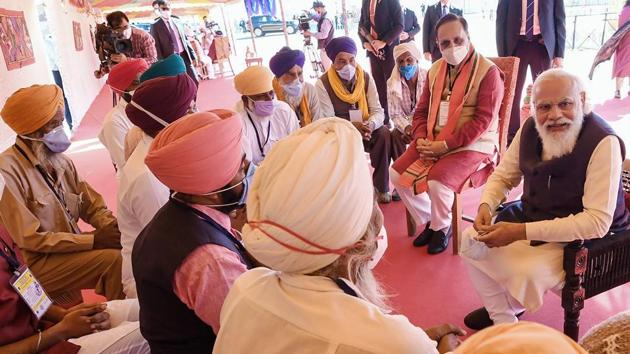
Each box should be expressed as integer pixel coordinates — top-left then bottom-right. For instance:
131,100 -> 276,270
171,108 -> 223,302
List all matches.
70,79 -> 630,340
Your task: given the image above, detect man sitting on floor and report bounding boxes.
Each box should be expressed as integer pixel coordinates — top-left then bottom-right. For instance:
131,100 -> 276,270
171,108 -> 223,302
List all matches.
0,85 -> 124,300
269,47 -> 323,126
387,41 -> 428,162
234,66 -> 300,166
99,58 -> 149,172
461,68 -> 630,330
390,14 -> 503,254
118,74 -> 197,298
315,36 -> 393,203
133,110 -> 253,353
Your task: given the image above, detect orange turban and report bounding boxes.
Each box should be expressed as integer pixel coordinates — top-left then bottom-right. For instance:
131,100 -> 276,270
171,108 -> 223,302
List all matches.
1,85 -> 64,135
145,109 -> 243,195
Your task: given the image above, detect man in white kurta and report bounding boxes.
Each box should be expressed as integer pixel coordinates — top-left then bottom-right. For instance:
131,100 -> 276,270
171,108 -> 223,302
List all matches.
98,59 -> 149,171
233,66 -> 300,166
214,118 -> 465,353
461,69 -> 630,330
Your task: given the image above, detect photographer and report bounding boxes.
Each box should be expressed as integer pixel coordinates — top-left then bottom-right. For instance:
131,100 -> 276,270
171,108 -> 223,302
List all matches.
106,11 -> 157,65
304,1 -> 334,70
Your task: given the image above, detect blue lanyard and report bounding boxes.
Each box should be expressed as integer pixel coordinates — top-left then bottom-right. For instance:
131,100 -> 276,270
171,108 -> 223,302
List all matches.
0,238 -> 20,273
246,112 -> 271,157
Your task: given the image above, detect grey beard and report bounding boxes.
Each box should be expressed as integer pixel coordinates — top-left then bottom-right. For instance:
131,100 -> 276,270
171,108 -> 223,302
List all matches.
30,140 -> 65,176
534,108 -> 584,161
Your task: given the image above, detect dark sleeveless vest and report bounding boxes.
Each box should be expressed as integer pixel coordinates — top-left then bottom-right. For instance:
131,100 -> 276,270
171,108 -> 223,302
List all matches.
320,71 -> 371,120
317,13 -> 335,49
518,113 -> 630,233
132,199 -> 253,354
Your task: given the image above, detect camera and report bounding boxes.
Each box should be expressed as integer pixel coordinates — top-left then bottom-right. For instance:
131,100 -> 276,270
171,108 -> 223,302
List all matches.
298,15 -> 311,32
93,23 -> 134,78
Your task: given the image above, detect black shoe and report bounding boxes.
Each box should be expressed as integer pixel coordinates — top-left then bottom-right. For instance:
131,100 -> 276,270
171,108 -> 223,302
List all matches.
391,189 -> 401,202
464,307 -> 525,330
413,223 -> 433,247
428,228 -> 451,254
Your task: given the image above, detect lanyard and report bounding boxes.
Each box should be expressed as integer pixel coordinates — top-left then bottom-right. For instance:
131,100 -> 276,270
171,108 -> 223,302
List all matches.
0,238 -> 20,274
246,112 -> 271,157
14,144 -> 81,234
445,52 -> 475,100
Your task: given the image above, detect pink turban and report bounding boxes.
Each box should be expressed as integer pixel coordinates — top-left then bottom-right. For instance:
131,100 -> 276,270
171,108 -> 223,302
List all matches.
145,109 -> 244,195
125,74 -> 197,137
106,59 -> 149,92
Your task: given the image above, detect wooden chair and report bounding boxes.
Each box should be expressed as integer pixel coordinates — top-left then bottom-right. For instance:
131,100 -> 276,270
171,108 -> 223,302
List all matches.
406,57 -> 520,256
562,167 -> 630,341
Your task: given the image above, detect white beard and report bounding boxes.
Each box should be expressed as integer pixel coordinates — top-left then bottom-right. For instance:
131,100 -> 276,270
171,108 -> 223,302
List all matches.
534,107 -> 584,161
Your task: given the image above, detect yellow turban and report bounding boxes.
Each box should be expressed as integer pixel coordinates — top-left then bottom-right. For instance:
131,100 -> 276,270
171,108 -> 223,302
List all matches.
454,322 -> 588,354
1,85 -> 64,135
234,66 -> 274,96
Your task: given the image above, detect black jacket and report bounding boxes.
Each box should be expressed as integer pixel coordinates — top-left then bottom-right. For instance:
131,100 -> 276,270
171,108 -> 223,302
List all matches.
422,2 -> 463,55
359,0 -> 404,48
402,8 -> 420,43
496,0 -> 566,59
150,17 -> 195,61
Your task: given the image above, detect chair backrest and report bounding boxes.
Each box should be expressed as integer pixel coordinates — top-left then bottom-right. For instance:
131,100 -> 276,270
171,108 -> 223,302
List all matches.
488,57 -> 520,162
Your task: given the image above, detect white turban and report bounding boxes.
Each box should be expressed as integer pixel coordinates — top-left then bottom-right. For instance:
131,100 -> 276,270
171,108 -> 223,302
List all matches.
388,41 -> 423,101
243,118 -> 374,274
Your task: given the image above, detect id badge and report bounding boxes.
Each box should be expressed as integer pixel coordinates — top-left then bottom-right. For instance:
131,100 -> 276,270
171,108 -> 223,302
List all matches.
10,265 -> 52,319
349,109 -> 363,123
438,101 -> 450,127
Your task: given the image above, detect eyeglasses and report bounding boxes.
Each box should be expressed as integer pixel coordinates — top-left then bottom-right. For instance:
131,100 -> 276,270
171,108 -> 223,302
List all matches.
535,99 -> 575,114
438,37 -> 466,50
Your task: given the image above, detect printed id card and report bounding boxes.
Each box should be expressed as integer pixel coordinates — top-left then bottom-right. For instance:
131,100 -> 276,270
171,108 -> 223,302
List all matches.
438,101 -> 450,127
11,265 -> 52,319
349,109 -> 363,123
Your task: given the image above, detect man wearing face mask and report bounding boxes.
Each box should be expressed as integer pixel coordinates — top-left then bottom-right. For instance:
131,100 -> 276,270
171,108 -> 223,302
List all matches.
387,41 -> 428,164
303,1 -> 335,70
234,66 -> 300,166
118,73 -> 197,298
391,14 -> 503,254
133,111 -> 254,353
99,58 -> 149,173
106,11 -> 157,65
150,0 -> 199,87
315,36 -> 392,204
269,47 -> 322,126
0,85 -> 124,300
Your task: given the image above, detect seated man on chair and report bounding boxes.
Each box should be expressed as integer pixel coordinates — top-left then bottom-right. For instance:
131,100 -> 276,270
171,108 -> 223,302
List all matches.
234,66 -> 300,166
0,85 -> 124,300
270,47 -> 323,126
315,36 -> 393,203
390,14 -> 503,254
461,68 -> 630,330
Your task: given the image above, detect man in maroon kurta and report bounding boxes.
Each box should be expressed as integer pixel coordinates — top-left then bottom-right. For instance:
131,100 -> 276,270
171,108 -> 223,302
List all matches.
390,14 -> 503,254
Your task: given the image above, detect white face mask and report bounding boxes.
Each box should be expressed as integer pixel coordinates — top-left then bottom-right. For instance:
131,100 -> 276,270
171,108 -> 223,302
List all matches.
441,45 -> 469,66
123,27 -> 132,39
281,79 -> 303,98
336,64 -> 356,81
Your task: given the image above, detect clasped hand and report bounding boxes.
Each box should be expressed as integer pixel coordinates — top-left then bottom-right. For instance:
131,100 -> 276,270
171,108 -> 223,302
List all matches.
352,122 -> 372,140
416,138 -> 448,161
473,204 -> 526,247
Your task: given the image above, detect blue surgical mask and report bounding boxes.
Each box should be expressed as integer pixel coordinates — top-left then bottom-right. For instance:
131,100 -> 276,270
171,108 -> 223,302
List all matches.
21,126 -> 71,153
337,64 -> 356,81
399,64 -> 418,80
249,98 -> 275,117
282,79 -> 303,98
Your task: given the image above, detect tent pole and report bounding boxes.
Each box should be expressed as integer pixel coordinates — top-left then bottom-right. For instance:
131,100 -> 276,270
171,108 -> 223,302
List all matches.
278,0 -> 289,46
220,4 -> 237,55
342,0 -> 349,36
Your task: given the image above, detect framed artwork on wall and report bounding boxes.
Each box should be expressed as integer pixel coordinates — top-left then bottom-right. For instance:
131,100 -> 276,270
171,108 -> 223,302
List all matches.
73,21 -> 83,51
0,8 -> 35,71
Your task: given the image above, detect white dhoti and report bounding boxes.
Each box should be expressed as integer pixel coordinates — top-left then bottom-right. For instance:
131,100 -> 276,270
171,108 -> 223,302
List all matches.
461,227 -> 566,324
390,167 -> 454,232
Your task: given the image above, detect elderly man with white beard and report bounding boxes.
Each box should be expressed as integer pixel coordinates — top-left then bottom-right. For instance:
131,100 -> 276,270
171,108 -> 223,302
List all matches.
461,68 -> 630,330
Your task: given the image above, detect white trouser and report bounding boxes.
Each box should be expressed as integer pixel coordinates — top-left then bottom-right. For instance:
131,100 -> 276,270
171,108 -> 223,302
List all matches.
390,168 -> 454,231
319,48 -> 332,70
465,260 -> 526,324
70,299 -> 150,354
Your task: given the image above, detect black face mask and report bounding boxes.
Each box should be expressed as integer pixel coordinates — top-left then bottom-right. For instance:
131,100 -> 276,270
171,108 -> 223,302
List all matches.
214,183 -> 245,214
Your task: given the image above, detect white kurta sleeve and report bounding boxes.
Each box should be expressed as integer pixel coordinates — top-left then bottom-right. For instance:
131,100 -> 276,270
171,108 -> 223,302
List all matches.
306,83 -> 324,121
479,128 -> 524,212
315,79 -> 335,119
366,75 -> 385,130
526,136 -> 623,242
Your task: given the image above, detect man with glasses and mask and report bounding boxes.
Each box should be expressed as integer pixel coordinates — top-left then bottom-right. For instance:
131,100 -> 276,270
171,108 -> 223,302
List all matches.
391,14 -> 503,254
150,0 -> 198,86
117,73 -> 197,298
0,85 -> 124,300
315,36 -> 392,204
105,11 -> 157,65
269,47 -> 322,126
99,58 -> 149,172
133,110 -> 254,353
234,66 -> 299,166
460,69 -> 629,330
